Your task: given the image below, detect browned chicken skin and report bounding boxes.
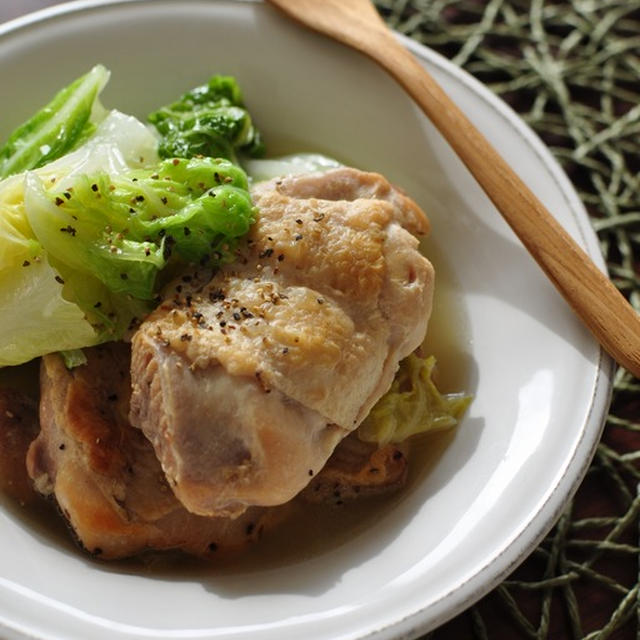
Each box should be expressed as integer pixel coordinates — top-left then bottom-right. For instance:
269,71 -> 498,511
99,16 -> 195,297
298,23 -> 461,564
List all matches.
130,168 -> 434,517
20,344 -> 408,560
301,434 -> 409,505
26,345 -> 283,559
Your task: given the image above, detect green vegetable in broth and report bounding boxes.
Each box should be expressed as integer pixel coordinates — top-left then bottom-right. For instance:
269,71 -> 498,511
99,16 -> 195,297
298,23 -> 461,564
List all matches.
358,354 -> 471,446
0,68 -> 258,366
148,75 -> 264,163
0,65 -> 109,179
25,156 -> 253,301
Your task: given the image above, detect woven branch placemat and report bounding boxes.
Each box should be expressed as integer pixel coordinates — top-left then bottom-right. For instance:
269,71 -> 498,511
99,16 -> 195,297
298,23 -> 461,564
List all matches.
0,1 -> 637,638
372,1 -> 640,638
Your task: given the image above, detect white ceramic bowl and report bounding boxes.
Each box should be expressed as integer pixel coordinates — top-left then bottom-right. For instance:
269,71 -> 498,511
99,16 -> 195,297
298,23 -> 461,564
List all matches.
0,2 -> 613,639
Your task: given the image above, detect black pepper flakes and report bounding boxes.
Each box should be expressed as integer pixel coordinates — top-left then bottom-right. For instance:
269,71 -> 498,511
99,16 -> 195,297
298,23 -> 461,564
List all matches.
209,289 -> 225,302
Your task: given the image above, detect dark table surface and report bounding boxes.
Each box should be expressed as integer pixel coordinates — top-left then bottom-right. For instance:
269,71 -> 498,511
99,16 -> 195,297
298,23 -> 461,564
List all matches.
1,1 -> 638,639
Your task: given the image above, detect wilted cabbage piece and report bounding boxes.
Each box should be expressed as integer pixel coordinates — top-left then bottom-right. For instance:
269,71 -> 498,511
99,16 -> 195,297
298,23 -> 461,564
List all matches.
0,68 -> 258,366
0,253 -> 97,367
0,65 -> 109,179
148,75 -> 264,162
25,155 -> 253,299
358,354 -> 472,446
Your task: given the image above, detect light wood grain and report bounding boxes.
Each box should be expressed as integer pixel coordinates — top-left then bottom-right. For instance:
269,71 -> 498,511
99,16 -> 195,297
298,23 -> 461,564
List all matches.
266,0 -> 640,378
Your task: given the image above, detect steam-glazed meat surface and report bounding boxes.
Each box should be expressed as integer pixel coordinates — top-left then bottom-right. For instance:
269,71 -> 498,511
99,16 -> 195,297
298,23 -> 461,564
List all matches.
130,167 -> 434,517
26,345 -> 280,559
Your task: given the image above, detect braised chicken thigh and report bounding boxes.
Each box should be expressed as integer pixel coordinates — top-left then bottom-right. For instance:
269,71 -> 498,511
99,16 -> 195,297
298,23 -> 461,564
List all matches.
27,345 -> 281,559
21,343 -> 408,559
130,168 -> 434,517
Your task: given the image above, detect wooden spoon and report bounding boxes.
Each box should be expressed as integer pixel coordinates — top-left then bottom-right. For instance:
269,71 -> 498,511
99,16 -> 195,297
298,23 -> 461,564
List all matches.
265,0 -> 640,378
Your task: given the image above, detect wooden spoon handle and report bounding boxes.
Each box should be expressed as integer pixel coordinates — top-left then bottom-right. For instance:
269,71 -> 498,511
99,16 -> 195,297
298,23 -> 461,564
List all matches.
367,33 -> 640,377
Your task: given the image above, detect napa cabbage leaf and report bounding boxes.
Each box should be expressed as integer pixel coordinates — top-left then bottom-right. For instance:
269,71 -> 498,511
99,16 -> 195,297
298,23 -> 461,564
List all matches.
358,354 -> 472,446
148,75 -> 264,162
0,65 -> 109,179
0,69 -> 258,366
